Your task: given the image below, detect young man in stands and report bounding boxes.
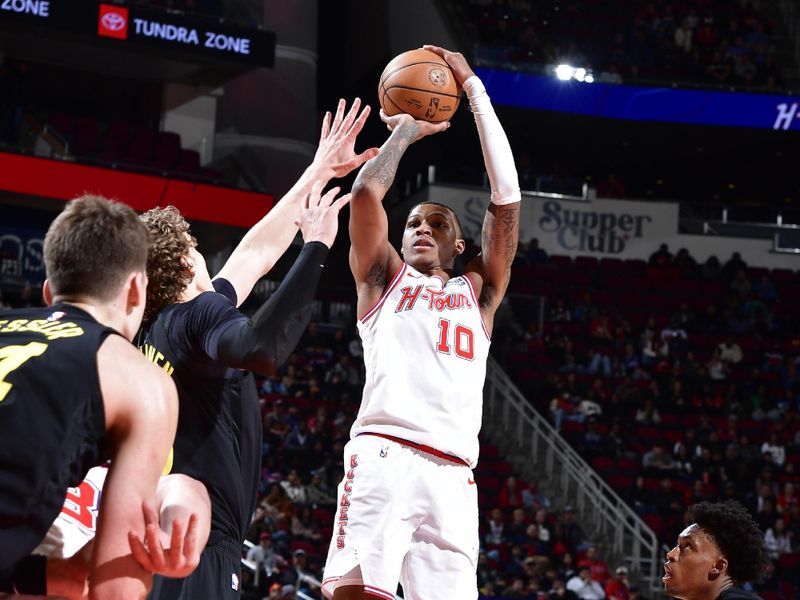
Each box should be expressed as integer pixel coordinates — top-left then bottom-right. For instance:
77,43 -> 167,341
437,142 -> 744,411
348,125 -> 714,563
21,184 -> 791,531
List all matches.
663,501 -> 768,600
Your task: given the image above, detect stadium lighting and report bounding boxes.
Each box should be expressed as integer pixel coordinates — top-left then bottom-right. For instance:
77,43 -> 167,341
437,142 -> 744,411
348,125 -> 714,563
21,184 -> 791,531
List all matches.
554,64 -> 594,83
555,64 -> 574,81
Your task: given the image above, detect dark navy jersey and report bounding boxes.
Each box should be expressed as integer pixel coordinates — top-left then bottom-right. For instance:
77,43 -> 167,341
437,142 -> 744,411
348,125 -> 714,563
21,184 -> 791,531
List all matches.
0,304 -> 113,573
136,279 -> 261,543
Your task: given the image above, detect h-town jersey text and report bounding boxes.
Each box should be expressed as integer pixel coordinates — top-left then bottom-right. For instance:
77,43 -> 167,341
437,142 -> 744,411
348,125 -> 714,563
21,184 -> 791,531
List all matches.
352,263 -> 491,467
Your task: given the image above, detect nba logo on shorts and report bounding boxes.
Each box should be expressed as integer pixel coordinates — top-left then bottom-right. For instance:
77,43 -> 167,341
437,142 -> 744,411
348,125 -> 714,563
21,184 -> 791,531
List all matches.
97,4 -> 128,40
230,573 -> 239,590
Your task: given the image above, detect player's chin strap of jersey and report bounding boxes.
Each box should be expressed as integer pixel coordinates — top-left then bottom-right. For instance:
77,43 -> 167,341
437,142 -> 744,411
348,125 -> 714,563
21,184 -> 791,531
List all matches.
463,75 -> 521,206
215,241 -> 329,374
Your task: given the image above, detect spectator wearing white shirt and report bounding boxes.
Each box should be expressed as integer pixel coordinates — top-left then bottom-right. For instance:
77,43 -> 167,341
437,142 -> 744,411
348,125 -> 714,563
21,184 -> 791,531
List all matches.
761,432 -> 786,467
567,567 -> 606,599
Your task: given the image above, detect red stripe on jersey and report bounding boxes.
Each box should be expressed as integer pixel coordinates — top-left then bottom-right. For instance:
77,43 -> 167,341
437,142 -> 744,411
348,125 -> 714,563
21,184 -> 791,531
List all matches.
360,432 -> 470,466
462,273 -> 491,341
359,263 -> 407,323
364,585 -> 397,600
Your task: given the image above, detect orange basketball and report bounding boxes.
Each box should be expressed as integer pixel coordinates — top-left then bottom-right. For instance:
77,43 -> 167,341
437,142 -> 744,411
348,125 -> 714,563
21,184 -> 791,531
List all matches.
378,49 -> 461,123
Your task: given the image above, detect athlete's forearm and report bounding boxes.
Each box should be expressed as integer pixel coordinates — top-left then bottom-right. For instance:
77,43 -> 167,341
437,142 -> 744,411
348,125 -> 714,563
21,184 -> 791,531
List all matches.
351,121 -> 418,199
216,242 -> 329,374
215,165 -> 332,306
464,76 -> 520,205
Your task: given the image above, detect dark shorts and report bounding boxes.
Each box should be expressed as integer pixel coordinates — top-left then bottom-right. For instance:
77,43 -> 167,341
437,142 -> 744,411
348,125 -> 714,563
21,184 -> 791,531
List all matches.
147,535 -> 242,600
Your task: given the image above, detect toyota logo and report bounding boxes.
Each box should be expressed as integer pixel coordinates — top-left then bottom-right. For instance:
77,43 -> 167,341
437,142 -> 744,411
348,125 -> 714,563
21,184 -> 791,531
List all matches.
101,12 -> 126,31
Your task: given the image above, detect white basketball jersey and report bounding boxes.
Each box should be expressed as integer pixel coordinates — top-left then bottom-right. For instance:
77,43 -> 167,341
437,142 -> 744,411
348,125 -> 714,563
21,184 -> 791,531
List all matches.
33,466 -> 107,559
352,263 -> 490,467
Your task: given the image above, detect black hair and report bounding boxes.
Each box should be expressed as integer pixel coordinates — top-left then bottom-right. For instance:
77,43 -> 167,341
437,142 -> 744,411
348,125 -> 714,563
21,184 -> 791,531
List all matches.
408,202 -> 463,238
688,501 -> 768,585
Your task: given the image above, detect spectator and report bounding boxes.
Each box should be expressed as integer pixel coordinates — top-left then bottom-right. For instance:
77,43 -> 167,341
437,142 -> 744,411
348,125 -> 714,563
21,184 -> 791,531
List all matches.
550,298 -> 573,323
578,546 -> 610,584
567,566 -> 606,599
486,507 -> 506,545
634,398 -> 661,425
527,237 -> 550,265
722,252 -> 748,280
763,518 -> 792,559
717,337 -> 742,366
246,532 -> 286,587
499,476 -> 526,509
702,256 -> 722,280
280,468 -> 308,505
730,269 -> 752,299
305,472 -> 335,506
760,432 -> 785,467
604,566 -> 630,600
649,243 -> 672,267
674,18 -> 693,53
562,506 -> 587,553
550,578 -> 580,600
642,444 -> 675,472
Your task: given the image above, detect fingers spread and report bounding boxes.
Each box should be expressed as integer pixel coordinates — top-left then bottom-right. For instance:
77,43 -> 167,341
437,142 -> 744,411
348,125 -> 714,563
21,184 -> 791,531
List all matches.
333,193 -> 352,212
331,98 -> 346,134
346,104 -> 371,139
320,111 -> 331,140
340,97 -> 361,134
183,513 -> 200,564
320,186 -> 341,208
128,531 -> 155,572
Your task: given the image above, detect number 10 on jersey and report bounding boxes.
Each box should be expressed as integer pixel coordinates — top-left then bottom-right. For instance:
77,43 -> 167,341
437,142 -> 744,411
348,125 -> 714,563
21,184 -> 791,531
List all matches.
436,318 -> 474,360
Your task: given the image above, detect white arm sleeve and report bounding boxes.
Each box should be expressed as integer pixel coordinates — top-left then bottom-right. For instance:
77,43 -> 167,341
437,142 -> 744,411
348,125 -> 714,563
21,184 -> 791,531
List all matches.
463,75 -> 521,205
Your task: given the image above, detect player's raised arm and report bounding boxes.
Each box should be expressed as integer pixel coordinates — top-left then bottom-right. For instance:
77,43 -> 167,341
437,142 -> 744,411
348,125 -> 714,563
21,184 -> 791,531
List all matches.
425,45 -> 521,329
214,98 -> 378,306
349,112 -> 449,315
88,338 -> 179,600
211,183 -> 352,374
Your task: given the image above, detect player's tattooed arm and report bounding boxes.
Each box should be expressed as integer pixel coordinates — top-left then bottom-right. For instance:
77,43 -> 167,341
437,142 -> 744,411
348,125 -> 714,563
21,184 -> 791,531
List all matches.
477,202 -> 520,310
356,120 -> 418,192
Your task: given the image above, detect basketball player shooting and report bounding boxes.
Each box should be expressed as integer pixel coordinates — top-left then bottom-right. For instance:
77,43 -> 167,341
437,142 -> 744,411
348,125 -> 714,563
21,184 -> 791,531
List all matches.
321,46 -> 520,600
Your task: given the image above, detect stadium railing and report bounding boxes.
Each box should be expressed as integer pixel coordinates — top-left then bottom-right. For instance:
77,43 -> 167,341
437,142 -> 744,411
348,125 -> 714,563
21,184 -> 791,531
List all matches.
483,357 -> 663,596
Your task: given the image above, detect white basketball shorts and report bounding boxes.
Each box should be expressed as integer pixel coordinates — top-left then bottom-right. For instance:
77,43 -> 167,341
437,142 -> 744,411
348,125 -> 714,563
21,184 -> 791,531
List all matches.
321,434 -> 479,600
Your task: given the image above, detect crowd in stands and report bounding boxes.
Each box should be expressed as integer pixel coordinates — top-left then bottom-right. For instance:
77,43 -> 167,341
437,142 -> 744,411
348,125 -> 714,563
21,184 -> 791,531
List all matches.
500,241 -> 800,598
462,0 -> 782,89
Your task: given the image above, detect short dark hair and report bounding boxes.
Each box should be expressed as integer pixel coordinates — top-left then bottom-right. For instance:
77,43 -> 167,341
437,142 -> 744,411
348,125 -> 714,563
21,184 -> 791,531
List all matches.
44,195 -> 148,301
408,202 -> 463,238
688,501 -> 768,585
140,206 -> 195,322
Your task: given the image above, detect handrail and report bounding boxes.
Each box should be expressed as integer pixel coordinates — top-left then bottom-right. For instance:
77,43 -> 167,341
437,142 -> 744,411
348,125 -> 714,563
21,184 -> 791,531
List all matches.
483,357 -> 663,596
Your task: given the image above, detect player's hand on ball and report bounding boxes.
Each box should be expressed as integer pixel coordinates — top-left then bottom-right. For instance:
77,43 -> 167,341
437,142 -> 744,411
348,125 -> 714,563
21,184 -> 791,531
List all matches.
379,109 -> 449,142
128,500 -> 202,579
296,180 -> 352,249
423,45 -> 476,87
314,97 -> 380,179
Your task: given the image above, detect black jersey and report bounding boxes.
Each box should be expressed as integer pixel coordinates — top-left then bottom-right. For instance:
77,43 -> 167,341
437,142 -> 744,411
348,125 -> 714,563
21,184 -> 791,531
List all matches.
0,304 -> 113,573
136,279 -> 260,543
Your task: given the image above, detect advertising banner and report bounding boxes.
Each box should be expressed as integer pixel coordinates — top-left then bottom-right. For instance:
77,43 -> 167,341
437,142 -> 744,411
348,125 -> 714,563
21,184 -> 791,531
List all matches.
0,0 -> 275,67
427,184 -> 679,259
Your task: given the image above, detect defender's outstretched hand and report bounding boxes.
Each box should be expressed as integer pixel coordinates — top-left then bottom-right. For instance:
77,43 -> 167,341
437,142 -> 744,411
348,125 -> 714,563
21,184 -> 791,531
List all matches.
379,109 -> 450,142
128,501 -> 201,579
296,180 -> 351,249
422,45 -> 476,87
314,98 -> 380,179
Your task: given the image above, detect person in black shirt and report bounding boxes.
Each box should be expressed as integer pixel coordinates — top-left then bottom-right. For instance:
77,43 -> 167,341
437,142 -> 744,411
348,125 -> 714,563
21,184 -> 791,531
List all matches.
0,195 -> 180,599
135,98 -> 375,600
663,501 -> 768,600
